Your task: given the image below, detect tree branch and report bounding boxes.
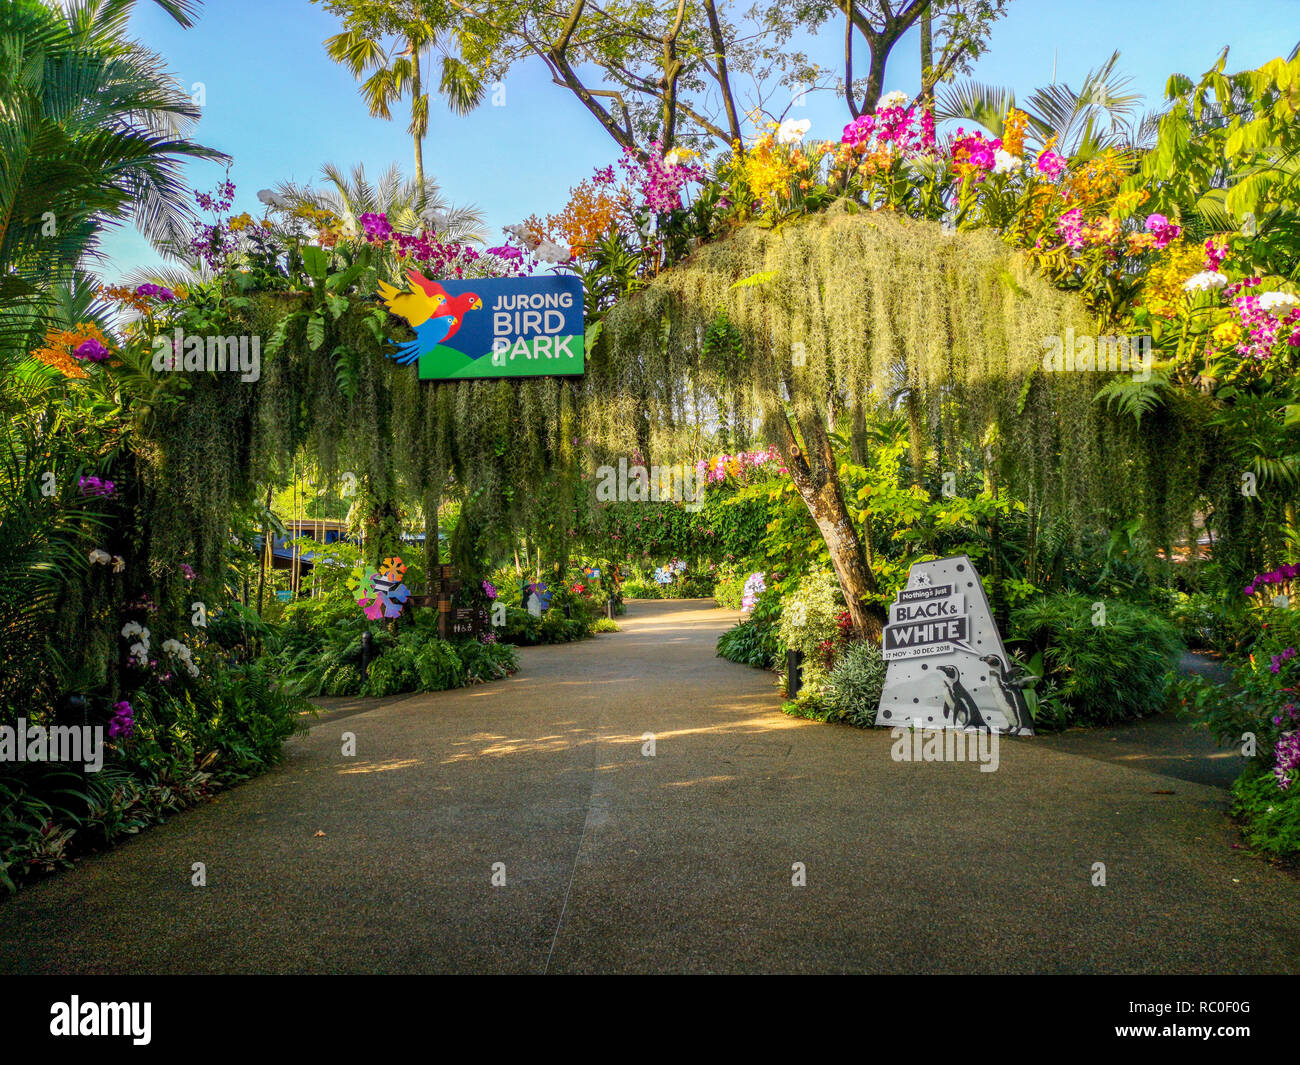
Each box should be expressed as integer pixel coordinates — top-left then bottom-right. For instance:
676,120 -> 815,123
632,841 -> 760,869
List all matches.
703,0 -> 743,147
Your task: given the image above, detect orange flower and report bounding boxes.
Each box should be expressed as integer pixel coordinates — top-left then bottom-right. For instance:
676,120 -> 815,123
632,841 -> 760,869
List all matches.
98,285 -> 152,314
1003,109 -> 1028,158
1062,149 -> 1127,208
30,321 -> 112,379
535,177 -> 628,259
1125,231 -> 1158,255
1139,239 -> 1205,318
1082,215 -> 1120,244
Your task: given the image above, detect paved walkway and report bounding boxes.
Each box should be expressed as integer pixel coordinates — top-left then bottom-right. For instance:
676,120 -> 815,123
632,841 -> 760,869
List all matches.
1,601 -> 1297,974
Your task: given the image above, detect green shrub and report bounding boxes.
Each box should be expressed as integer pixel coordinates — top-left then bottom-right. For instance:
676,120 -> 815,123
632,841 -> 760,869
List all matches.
1010,593 -> 1183,725
413,639 -> 464,691
1165,591 -> 1251,653
781,691 -> 838,722
502,604 -> 592,645
1251,607 -> 1300,657
824,641 -> 887,727
1232,761 -> 1300,857
712,575 -> 745,610
622,579 -> 660,599
366,645 -> 419,698
1,658 -> 308,893
593,617 -> 620,633
325,663 -> 362,697
717,618 -> 779,667
717,586 -> 781,668
677,573 -> 716,597
456,640 -> 518,683
776,571 -> 843,693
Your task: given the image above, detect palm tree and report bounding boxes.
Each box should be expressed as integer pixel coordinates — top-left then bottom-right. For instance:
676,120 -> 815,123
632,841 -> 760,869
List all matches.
274,161 -> 486,243
0,0 -> 225,354
322,3 -> 485,187
936,51 -> 1162,160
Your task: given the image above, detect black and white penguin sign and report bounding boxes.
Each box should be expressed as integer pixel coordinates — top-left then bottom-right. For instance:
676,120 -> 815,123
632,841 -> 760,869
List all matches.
876,554 -> 1034,735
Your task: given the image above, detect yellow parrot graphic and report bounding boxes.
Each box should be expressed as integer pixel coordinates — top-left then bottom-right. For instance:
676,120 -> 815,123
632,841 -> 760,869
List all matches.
378,270 -> 483,365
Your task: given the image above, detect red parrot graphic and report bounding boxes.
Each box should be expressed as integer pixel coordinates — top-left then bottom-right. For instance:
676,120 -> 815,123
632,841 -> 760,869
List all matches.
379,269 -> 483,365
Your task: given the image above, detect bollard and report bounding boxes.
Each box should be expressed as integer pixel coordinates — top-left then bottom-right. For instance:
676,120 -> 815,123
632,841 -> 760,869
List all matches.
63,694 -> 87,774
787,649 -> 803,698
360,631 -> 373,682
606,595 -> 616,620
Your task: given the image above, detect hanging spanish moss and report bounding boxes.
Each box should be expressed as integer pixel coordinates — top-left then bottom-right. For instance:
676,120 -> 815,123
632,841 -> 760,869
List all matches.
590,203 -> 1206,552
128,202 -> 1226,640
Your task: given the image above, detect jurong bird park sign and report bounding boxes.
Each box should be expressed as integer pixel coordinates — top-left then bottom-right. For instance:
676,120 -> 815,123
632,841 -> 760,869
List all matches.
876,554 -> 1035,735
380,272 -> 585,381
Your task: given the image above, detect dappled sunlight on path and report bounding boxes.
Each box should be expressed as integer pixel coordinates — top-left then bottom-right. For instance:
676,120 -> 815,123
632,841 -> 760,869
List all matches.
1,599 -> 1298,975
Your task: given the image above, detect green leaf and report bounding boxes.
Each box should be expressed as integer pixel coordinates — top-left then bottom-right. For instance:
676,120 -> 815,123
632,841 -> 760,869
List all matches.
730,270 -> 778,290
301,246 -> 329,281
307,312 -> 325,352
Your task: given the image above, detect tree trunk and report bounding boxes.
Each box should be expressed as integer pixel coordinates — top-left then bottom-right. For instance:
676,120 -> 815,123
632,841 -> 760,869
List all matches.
423,489 -> 439,581
768,401 -> 885,642
905,389 -> 926,487
919,3 -> 934,113
411,41 -> 425,187
255,483 -> 273,615
703,0 -> 743,147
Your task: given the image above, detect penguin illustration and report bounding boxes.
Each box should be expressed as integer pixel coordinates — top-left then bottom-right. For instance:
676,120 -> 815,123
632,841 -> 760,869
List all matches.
980,655 -> 1034,735
937,665 -> 987,730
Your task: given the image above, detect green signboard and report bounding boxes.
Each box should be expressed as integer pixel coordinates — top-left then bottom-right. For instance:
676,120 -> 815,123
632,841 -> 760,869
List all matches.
379,272 -> 584,381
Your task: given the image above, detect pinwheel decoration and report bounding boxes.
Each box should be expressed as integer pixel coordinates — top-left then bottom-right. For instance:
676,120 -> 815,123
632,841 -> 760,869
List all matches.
380,581 -> 410,618
348,564 -> 378,601
524,581 -> 552,613
351,558 -> 412,619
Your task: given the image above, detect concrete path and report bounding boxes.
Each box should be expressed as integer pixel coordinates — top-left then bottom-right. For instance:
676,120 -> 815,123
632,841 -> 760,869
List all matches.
1,601 -> 1297,974
1036,653 -> 1244,789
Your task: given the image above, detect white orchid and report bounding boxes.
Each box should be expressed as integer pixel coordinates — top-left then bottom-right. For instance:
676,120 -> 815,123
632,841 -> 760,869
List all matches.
112,555 -> 125,573
162,638 -> 183,655
89,549 -> 111,565
878,90 -> 909,110
121,622 -> 144,639
992,149 -> 1022,174
257,189 -> 287,209
503,223 -> 542,251
1257,290 -> 1299,316
776,118 -> 811,145
534,239 -> 571,263
1183,271 -> 1229,293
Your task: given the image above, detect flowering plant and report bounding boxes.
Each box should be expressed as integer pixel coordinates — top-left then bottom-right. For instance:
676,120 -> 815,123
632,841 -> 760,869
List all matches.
695,447 -> 784,487
79,476 -> 116,497
108,701 -> 135,740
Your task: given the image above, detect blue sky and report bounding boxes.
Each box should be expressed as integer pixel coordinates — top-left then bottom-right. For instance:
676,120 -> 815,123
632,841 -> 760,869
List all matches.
98,0 -> 1300,279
